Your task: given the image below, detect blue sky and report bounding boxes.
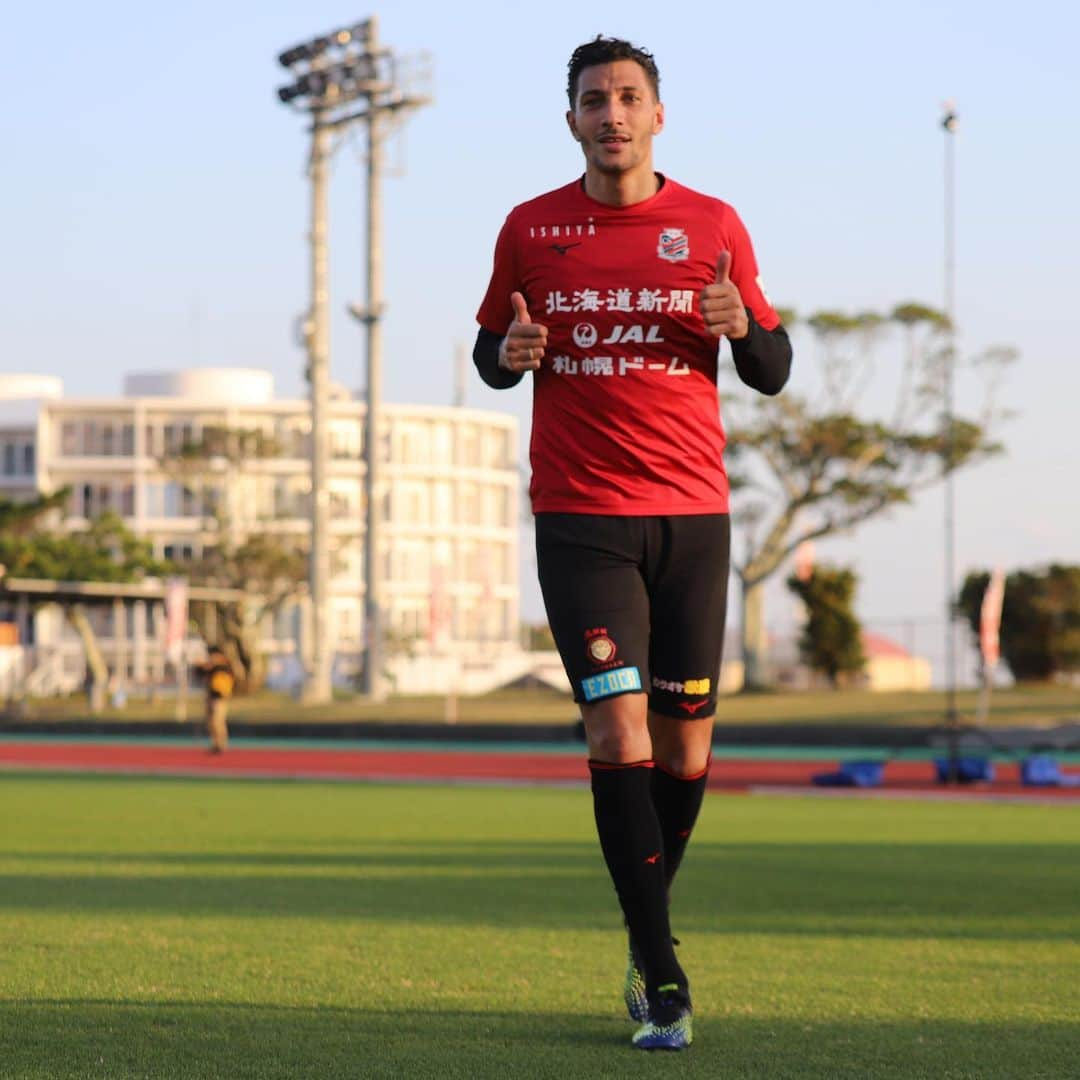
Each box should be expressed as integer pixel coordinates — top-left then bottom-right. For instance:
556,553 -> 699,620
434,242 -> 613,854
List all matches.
3,0 -> 1077,671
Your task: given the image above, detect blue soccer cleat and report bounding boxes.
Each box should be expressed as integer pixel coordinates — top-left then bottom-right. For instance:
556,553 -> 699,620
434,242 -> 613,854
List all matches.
632,986 -> 693,1051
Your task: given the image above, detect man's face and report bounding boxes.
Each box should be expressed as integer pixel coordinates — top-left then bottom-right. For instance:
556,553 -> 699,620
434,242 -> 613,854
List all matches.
567,60 -> 663,178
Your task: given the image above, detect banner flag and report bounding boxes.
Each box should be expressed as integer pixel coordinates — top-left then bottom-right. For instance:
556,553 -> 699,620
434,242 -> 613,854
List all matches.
164,577 -> 189,664
979,568 -> 1005,672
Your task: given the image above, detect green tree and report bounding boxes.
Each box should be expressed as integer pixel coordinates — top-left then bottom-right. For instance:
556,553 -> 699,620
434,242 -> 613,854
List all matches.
957,565 -> 1080,682
786,564 -> 866,687
0,504 -> 167,710
0,489 -> 69,538
159,426 -> 307,691
725,303 -> 1015,688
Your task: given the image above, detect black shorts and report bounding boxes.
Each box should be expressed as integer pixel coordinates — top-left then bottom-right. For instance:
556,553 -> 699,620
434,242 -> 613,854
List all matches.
535,513 -> 730,720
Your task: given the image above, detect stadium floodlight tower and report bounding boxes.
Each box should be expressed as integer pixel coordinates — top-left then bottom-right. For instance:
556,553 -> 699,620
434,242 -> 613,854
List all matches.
277,18 -> 431,703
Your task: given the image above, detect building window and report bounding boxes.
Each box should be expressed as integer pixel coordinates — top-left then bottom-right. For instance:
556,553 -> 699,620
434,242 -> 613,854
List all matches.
164,422 -> 193,456
163,542 -> 196,563
61,421 -> 78,456
22,443 -> 34,474
458,426 -> 479,467
458,483 -> 479,524
2,444 -> 14,476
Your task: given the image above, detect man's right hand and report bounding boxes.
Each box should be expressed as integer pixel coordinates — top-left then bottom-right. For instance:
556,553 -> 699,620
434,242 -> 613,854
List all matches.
498,292 -> 548,373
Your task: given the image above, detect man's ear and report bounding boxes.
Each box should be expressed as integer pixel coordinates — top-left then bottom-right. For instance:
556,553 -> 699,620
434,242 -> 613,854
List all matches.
654,101 -> 665,135
566,110 -> 581,141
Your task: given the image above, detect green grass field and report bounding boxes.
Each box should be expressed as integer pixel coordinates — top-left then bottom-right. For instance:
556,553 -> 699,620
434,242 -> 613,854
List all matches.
1,776 -> 1077,1079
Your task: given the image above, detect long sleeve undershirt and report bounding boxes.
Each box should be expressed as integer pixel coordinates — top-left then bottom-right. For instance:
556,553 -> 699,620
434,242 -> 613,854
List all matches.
472,311 -> 792,396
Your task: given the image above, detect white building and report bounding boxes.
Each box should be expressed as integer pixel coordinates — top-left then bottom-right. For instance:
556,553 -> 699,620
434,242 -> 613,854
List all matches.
0,369 -> 525,693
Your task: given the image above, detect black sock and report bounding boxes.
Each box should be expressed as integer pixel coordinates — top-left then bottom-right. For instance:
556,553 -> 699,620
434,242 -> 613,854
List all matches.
651,759 -> 710,893
589,761 -> 686,999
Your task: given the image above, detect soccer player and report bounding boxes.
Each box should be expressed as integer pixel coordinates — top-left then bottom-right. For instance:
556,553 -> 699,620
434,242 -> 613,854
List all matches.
474,36 -> 791,1050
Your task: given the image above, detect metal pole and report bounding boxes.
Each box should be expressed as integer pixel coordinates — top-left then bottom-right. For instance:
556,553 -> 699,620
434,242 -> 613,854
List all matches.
942,104 -> 959,773
277,18 -> 430,702
304,108 -> 333,703
363,89 -> 386,701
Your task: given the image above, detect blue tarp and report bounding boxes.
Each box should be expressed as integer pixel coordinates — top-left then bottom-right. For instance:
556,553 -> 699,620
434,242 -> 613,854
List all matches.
812,760 -> 885,788
1021,755 -> 1080,788
934,757 -> 994,783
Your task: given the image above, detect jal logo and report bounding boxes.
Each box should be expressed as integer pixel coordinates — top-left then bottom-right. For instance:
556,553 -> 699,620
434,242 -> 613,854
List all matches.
573,323 -> 598,348
603,325 -> 665,345
658,227 -> 689,262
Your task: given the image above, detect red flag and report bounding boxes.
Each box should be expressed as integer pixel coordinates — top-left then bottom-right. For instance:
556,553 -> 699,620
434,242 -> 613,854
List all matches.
979,568 -> 1005,671
794,541 -> 815,583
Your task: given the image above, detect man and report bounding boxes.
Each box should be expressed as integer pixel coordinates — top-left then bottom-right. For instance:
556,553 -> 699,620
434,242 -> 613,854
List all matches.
199,645 -> 235,754
474,36 -> 791,1050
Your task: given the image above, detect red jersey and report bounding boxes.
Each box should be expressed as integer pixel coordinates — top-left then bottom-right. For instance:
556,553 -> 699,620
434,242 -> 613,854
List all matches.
476,176 -> 779,515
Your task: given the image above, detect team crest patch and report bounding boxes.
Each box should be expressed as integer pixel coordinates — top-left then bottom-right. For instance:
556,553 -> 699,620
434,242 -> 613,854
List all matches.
585,627 -> 618,666
657,227 -> 689,262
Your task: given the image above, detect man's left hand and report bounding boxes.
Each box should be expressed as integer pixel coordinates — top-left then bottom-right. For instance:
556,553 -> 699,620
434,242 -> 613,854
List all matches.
700,250 -> 749,340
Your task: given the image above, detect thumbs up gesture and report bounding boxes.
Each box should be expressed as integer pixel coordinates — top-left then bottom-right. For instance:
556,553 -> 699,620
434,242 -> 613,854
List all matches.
498,292 -> 548,373
700,250 -> 749,340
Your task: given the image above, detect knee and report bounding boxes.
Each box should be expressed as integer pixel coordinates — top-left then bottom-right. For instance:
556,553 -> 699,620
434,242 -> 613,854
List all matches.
589,726 -> 647,764
583,695 -> 651,764
650,719 -> 713,778
654,746 -> 709,778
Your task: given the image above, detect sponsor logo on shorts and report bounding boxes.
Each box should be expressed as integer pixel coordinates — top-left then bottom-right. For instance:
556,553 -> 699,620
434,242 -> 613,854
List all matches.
651,676 -> 711,695
581,666 -> 642,702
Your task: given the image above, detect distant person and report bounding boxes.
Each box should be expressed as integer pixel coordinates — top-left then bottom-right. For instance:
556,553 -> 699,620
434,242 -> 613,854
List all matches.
200,646 -> 235,754
474,36 -> 791,1050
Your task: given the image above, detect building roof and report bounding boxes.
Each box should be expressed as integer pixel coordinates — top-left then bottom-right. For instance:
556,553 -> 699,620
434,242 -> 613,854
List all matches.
861,631 -> 913,660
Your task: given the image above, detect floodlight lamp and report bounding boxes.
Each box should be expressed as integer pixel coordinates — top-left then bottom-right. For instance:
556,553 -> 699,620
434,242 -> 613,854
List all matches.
334,19 -> 372,46
278,43 -> 311,68
277,82 -> 304,104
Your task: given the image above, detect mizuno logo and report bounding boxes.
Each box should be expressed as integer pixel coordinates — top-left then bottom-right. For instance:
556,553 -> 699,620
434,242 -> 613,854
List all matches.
644,852 -> 662,865
550,242 -> 582,256
678,700 -> 709,715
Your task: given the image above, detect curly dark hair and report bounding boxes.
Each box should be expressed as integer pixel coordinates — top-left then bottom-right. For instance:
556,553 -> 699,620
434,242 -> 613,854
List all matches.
566,35 -> 660,108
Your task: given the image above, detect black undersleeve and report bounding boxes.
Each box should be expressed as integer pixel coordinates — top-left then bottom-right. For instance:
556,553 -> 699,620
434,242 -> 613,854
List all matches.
472,328 -> 522,390
730,313 -> 792,396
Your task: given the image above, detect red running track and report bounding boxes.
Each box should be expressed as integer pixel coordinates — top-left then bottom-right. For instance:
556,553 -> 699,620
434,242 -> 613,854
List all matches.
2,740 -> 1078,801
